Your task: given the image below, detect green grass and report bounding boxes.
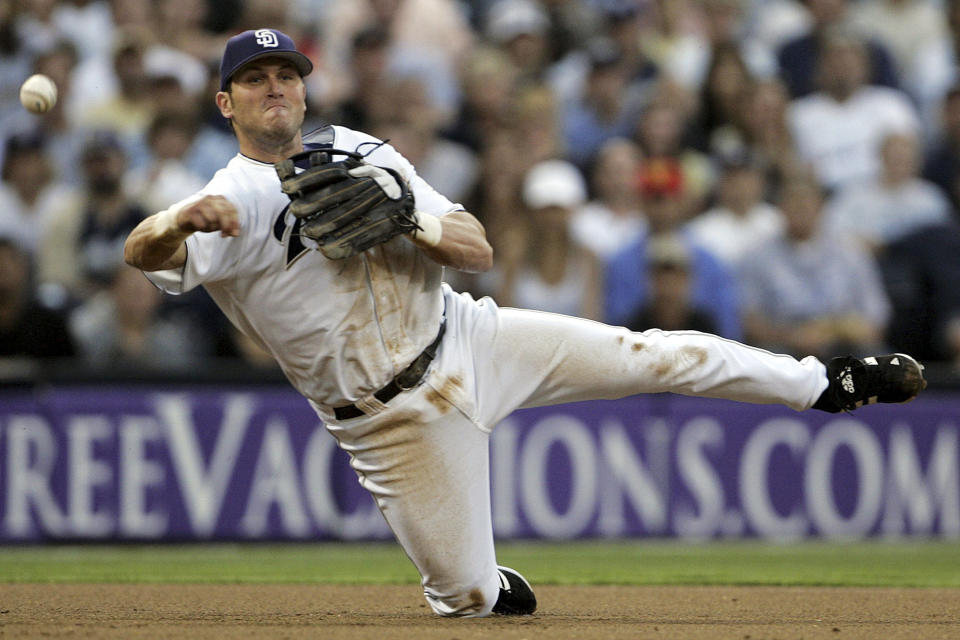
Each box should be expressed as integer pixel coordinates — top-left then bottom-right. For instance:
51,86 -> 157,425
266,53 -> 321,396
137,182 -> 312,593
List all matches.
0,540 -> 957,587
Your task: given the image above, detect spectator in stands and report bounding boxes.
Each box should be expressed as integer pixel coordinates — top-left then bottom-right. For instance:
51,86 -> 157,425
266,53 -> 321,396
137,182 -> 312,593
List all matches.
78,31 -> 153,145
50,0 -> 114,64
787,29 -> 919,193
154,0 -> 223,65
0,235 -> 75,359
496,158 -> 602,320
0,132 -> 72,253
634,98 -> 715,214
14,0 -> 61,57
443,45 -> 518,153
907,0 -> 960,141
596,0 -> 658,99
125,111 -> 206,214
484,0 -> 552,83
538,0 -> 602,66
0,40 -> 85,185
623,231 -> 718,335
316,0 -> 470,123
699,0 -> 777,81
371,84 -> 478,205
692,42 -> 756,155
638,0 -> 710,90
880,222 -> 960,365
0,1 -> 33,123
825,131 -> 952,253
737,77 -> 803,194
605,158 -> 741,339
69,262 -> 204,369
924,85 -> 960,216
739,172 -> 890,360
561,37 -> 645,168
571,137 -> 646,260
686,148 -> 784,270
777,0 -> 899,98
850,0 -> 948,98
39,131 -> 147,296
513,82 -> 566,167
329,26 -> 392,132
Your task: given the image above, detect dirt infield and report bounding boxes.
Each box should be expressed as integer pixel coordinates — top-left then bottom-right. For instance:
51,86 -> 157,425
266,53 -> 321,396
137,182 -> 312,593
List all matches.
1,584 -> 957,639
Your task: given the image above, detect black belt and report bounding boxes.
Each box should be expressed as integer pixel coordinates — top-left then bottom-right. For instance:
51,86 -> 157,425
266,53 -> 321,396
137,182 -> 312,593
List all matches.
333,320 -> 446,421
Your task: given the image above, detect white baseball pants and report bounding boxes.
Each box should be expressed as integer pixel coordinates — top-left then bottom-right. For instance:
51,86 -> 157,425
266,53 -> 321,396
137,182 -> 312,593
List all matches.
315,286 -> 829,617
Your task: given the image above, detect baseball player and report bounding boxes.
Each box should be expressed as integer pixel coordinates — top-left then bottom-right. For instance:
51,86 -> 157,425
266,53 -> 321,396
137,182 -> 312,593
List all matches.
124,29 -> 926,618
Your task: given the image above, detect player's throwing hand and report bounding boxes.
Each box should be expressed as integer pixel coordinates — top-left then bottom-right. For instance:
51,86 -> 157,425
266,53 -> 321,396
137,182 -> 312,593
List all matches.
175,195 -> 241,238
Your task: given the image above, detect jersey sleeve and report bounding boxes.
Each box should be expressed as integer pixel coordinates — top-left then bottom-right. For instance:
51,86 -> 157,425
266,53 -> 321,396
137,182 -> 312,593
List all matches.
143,185 -> 247,295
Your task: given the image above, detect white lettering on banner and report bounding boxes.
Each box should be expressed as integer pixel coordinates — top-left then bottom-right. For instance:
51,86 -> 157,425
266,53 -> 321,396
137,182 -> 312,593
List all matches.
597,420 -> 666,536
119,417 -> 167,537
883,425 -> 960,537
806,419 -> 884,538
674,417 -> 725,539
241,418 -> 311,537
67,417 -> 113,537
156,394 -> 251,537
740,418 -> 810,539
521,417 -> 597,538
490,420 -> 520,536
3,416 -> 65,536
302,427 -> 388,539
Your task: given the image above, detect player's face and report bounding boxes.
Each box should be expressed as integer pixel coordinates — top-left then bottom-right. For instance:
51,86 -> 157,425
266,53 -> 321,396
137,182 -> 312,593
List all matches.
217,58 -> 307,153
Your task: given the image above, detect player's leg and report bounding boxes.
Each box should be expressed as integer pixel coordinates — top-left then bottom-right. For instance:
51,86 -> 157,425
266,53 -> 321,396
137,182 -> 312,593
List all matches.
473,306 -> 830,423
320,385 -> 502,617
472,306 -> 922,422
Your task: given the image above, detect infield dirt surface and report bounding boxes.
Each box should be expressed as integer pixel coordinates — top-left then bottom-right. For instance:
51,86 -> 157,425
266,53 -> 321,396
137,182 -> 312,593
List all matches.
1,584 -> 957,639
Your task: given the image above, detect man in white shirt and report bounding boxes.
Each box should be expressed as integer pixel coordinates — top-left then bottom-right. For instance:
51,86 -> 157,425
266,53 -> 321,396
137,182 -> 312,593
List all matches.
686,149 -> 784,269
788,29 -> 919,192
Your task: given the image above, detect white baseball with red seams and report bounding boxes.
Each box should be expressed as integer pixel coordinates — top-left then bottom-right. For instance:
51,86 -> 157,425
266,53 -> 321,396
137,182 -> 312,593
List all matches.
143,123 -> 830,617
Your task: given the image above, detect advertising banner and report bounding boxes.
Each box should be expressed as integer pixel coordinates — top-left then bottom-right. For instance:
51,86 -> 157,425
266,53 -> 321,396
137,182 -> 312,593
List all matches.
0,388 -> 956,541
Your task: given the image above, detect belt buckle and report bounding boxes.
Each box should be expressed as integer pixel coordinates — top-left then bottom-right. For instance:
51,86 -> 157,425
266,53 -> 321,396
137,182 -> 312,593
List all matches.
395,357 -> 428,391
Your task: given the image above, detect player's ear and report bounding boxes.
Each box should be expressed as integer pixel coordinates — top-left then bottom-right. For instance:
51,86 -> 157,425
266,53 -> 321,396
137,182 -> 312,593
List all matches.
216,91 -> 233,119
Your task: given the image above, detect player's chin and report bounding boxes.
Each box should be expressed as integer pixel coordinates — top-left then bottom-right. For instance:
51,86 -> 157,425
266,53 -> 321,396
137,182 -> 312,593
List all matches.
260,120 -> 301,146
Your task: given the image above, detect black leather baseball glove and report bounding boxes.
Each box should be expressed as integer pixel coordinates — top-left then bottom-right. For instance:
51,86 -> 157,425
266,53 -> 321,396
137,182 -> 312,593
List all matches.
275,148 -> 419,260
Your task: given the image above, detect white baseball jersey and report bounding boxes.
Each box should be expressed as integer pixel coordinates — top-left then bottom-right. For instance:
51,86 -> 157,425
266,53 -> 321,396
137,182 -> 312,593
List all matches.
142,123 -> 832,618
145,125 -> 456,407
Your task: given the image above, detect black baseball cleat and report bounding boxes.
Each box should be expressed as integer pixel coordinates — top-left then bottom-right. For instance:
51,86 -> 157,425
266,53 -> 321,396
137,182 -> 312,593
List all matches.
491,566 -> 537,615
812,353 -> 927,413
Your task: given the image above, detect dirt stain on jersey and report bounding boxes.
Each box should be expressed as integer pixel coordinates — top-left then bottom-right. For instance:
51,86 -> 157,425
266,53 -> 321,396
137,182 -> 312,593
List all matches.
685,346 -> 708,367
652,346 -> 708,379
425,375 -> 464,415
468,588 -> 485,610
632,341 -> 646,352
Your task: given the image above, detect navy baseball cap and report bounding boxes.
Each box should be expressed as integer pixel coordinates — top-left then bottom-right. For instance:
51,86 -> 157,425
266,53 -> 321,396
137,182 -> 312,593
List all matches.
219,28 -> 313,91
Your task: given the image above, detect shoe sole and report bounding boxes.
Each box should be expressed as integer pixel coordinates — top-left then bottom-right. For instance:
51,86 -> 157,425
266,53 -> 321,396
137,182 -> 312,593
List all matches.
892,353 -> 927,403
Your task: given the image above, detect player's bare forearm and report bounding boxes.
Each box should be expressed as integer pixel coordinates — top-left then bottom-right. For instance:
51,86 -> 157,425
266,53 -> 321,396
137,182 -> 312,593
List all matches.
124,216 -> 189,271
124,195 -> 240,272
410,210 -> 493,273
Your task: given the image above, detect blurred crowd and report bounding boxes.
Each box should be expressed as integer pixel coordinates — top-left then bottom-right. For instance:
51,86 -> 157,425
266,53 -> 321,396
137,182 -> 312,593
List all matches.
2,0 -> 960,377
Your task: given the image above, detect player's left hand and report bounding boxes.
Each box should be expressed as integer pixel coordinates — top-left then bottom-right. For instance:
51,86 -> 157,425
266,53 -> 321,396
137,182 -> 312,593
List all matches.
275,149 -> 419,259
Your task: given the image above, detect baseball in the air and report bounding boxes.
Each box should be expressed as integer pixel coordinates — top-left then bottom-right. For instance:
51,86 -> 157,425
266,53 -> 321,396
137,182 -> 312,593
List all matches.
19,74 -> 58,114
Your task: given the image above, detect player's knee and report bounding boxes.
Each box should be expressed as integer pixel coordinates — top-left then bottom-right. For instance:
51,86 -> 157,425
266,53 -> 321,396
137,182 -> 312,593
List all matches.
423,579 -> 499,618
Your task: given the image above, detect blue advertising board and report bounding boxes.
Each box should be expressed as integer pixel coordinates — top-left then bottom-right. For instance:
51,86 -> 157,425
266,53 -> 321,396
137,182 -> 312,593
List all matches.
0,388 -> 956,541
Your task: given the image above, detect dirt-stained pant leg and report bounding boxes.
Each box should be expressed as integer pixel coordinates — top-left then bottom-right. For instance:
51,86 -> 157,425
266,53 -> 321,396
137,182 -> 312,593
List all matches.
314,291 -> 831,619
320,384 -> 501,618
470,304 -> 830,428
